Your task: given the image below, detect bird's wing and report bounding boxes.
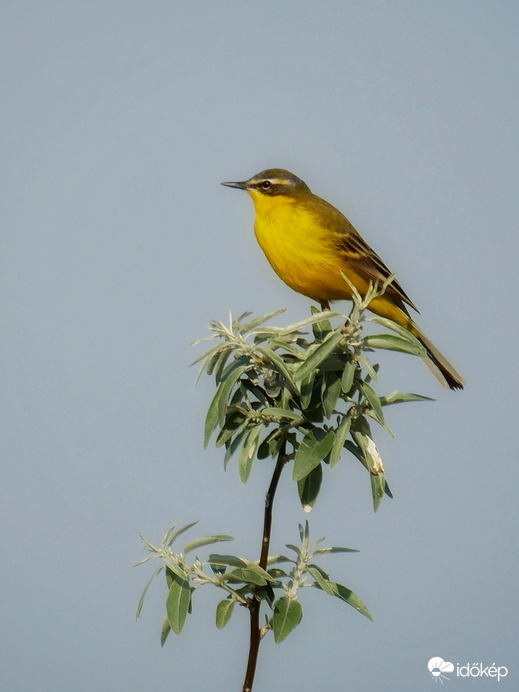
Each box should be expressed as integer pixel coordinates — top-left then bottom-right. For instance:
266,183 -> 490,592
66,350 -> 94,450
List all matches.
337,229 -> 418,312
310,195 -> 419,312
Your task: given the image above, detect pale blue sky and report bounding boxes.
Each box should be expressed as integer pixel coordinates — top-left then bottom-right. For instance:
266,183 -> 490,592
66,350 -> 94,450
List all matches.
1,2 -> 518,690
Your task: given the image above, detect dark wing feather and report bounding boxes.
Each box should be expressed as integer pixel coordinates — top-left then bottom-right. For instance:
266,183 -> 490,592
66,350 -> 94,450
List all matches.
337,231 -> 418,312
307,193 -> 419,313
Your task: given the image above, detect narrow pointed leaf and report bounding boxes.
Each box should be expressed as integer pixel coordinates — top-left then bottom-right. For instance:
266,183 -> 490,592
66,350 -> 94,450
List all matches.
208,554 -> 247,569
312,546 -> 358,555
238,424 -> 262,483
300,370 -> 317,410
208,556 -> 273,582
363,333 -> 425,356
259,311 -> 343,336
293,331 -> 345,382
370,472 -> 386,512
341,358 -> 357,394
224,426 -> 250,467
379,391 -> 434,405
359,381 -> 385,424
308,566 -> 335,595
208,348 -> 230,379
204,385 -> 225,448
261,407 -> 302,421
183,534 -> 233,555
267,554 -> 294,566
285,544 -> 301,557
204,362 -> 249,446
367,316 -> 425,345
193,344 -> 221,383
165,566 -> 176,587
329,581 -> 373,621
241,308 -> 286,332
191,341 -> 220,367
297,463 -> 322,511
228,568 -> 267,585
136,565 -> 164,620
241,560 -> 274,581
357,356 -> 378,381
160,614 -> 172,647
166,578 -> 191,634
163,521 -> 198,547
214,349 -> 235,384
293,429 -> 335,481
267,567 -> 289,579
216,361 -> 250,423
321,370 -> 342,417
262,337 -> 303,357
329,415 -> 351,469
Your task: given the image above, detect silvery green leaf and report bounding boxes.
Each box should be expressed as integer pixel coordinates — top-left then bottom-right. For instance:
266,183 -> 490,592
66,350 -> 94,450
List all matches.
135,565 -> 164,620
240,308 -> 287,332
272,596 -> 303,643
292,429 -> 335,481
321,370 -> 342,417
183,534 -> 233,556
238,424 -> 262,483
166,577 -> 191,635
215,599 -> 235,629
329,416 -> 351,469
307,566 -> 335,595
363,333 -> 425,356
297,463 -> 322,512
163,521 -> 198,547
371,472 -> 386,513
379,391 -> 434,405
160,614 -> 171,647
312,546 -> 358,555
341,358 -> 357,394
318,580 -> 373,621
294,331 -> 345,382
359,381 -> 385,425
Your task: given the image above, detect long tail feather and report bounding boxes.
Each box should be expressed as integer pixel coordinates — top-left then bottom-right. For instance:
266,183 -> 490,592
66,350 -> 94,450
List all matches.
415,330 -> 465,390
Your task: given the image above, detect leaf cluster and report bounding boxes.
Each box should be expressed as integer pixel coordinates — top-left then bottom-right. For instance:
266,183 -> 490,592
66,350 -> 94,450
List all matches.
136,521 -> 371,645
194,295 -> 430,512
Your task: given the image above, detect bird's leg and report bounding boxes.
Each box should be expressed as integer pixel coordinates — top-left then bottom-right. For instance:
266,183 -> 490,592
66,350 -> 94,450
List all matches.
319,300 -> 330,312
341,302 -> 358,337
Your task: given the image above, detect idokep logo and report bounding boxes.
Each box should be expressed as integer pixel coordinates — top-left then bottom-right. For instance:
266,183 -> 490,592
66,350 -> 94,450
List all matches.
456,662 -> 508,681
428,657 -> 509,683
428,657 -> 454,684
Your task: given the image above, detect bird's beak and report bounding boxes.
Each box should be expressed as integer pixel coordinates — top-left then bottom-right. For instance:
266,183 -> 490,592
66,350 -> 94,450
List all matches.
221,180 -> 248,190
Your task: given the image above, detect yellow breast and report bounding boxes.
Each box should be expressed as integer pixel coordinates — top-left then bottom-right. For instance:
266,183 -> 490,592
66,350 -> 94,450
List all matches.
248,190 -> 357,303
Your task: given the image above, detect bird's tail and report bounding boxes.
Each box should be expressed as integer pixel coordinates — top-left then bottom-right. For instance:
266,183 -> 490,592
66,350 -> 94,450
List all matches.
413,327 -> 465,390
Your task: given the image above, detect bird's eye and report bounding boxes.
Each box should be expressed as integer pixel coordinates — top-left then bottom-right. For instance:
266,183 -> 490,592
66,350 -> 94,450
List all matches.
260,180 -> 272,191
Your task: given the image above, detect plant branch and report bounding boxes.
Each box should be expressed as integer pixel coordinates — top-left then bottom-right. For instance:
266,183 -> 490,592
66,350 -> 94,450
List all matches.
243,439 -> 288,692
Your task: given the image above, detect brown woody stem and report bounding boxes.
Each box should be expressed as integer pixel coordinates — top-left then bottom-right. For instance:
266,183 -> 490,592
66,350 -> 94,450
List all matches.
242,440 -> 287,692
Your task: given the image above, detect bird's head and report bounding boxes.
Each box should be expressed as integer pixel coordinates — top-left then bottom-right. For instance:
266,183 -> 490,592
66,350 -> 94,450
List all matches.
222,169 -> 311,210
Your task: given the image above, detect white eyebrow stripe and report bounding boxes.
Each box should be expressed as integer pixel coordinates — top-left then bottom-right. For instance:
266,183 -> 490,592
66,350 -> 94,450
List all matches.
253,178 -> 294,187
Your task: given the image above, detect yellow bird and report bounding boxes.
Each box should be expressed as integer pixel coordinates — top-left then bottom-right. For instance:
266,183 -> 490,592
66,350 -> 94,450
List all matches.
222,168 -> 464,390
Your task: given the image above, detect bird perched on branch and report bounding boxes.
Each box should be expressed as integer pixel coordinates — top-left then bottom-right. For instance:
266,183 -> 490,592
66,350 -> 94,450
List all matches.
222,168 -> 464,390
